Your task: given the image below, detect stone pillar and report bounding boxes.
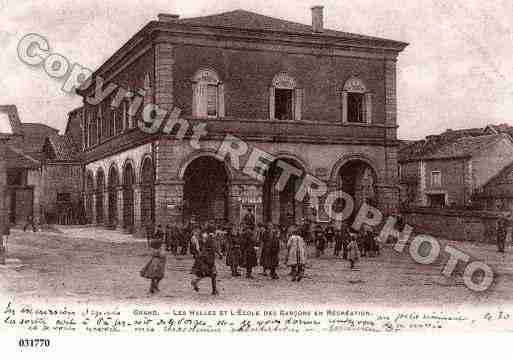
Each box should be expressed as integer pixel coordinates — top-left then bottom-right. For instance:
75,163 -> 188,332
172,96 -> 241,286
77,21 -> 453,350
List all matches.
103,189 -> 109,227
90,194 -> 96,225
154,43 -> 174,111
117,186 -> 123,230
384,59 -> 397,128
0,140 -> 7,264
229,181 -> 264,226
133,184 -> 143,237
376,184 -> 400,217
154,181 -> 184,228
271,185 -> 280,225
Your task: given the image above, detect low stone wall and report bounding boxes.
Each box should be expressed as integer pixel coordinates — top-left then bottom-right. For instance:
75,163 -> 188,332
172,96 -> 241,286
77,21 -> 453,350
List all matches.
401,207 -> 504,243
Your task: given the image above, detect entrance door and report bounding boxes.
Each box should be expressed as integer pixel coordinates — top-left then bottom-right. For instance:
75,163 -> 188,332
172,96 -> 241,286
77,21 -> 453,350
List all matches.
183,156 -> 229,224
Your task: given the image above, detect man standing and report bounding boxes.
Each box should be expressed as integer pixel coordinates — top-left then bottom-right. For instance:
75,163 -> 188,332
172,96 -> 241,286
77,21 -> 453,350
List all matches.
260,222 -> 280,279
23,214 -> 37,232
314,224 -> 326,258
242,207 -> 255,230
241,225 -> 258,279
497,216 -> 508,253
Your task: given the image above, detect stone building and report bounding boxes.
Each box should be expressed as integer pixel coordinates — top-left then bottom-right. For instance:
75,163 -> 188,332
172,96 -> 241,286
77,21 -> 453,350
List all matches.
399,131 -> 513,208
0,105 -> 58,225
75,7 -> 407,234
39,107 -> 83,225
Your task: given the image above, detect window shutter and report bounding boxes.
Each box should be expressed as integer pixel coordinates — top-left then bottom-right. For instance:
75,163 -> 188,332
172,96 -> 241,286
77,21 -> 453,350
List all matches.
269,86 -> 275,121
218,83 -> 225,118
269,86 -> 275,120
294,88 -> 303,121
192,83 -> 198,117
341,91 -> 348,123
198,83 -> 208,117
365,93 -> 373,124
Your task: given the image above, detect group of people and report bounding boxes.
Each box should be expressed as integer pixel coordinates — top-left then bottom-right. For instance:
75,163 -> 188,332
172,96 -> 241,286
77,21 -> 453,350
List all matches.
140,219 -> 382,295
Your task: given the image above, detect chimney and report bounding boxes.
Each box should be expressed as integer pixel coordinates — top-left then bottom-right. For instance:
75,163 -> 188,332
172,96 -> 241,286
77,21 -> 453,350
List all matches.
158,13 -> 180,22
311,6 -> 324,33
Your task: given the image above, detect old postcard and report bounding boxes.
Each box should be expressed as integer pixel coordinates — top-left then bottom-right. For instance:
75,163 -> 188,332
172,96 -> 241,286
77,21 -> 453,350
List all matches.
1,0 -> 513,354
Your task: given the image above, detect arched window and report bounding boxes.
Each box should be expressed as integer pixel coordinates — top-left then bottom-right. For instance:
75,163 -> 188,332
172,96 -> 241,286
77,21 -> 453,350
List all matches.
341,77 -> 372,124
192,69 -> 224,118
269,72 -> 303,121
83,112 -> 89,149
88,110 -> 98,146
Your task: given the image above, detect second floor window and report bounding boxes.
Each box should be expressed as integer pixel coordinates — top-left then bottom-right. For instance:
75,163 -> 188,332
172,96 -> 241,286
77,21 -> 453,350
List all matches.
431,171 -> 441,187
269,72 -> 303,121
342,77 -> 372,124
192,69 -> 224,118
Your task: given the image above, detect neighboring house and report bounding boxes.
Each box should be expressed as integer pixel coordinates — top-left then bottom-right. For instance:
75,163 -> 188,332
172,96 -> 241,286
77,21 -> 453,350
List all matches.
474,161 -> 513,212
71,7 -> 407,235
0,105 -> 59,225
399,132 -> 513,208
40,111 -> 83,224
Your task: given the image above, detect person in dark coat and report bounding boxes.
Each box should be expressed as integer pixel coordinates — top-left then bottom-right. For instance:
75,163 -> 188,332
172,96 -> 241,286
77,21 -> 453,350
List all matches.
314,225 -> 326,258
140,239 -> 167,294
242,208 -> 255,230
165,225 -> 173,252
258,223 -> 270,276
226,226 -> 242,277
263,222 -> 280,279
341,223 -> 351,260
497,216 -> 508,253
334,227 -> 343,257
179,225 -> 189,255
23,214 -> 37,232
325,224 -> 335,249
241,225 -> 258,279
191,232 -> 220,295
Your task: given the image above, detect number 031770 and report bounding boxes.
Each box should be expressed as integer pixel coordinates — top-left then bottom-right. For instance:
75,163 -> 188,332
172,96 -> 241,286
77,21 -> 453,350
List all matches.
18,338 -> 50,348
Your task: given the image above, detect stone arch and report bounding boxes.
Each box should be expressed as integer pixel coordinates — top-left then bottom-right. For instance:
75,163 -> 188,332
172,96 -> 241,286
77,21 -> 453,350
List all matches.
182,155 -> 230,223
122,159 -> 136,232
140,156 -> 155,230
85,170 -> 95,224
192,68 -> 221,84
95,167 -> 106,224
331,154 -> 379,215
329,154 -> 380,184
273,151 -> 310,175
343,76 -> 368,93
263,155 -> 308,226
107,164 -> 120,228
178,150 -> 234,181
272,72 -> 297,89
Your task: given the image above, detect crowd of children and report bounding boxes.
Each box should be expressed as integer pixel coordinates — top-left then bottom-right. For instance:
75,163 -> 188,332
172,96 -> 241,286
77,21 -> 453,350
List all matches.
140,219 -> 381,295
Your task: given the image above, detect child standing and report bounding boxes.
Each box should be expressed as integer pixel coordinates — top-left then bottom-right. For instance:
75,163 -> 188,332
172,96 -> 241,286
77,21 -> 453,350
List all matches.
287,227 -> 307,282
140,239 -> 167,294
191,232 -> 221,295
347,234 -> 361,270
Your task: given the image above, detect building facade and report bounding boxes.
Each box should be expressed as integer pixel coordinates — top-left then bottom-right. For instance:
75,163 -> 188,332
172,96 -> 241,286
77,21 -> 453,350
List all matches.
76,8 -> 407,234
399,132 -> 513,208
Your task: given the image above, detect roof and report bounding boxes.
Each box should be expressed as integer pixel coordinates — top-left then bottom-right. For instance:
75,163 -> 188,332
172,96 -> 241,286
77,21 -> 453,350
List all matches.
16,123 -> 59,159
5,145 -> 40,169
175,9 -> 408,47
43,134 -> 80,161
0,105 -> 23,135
64,107 -> 83,148
399,134 -> 507,162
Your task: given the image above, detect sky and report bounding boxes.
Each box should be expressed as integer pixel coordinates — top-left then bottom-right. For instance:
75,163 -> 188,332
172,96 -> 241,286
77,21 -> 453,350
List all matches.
0,0 -> 512,140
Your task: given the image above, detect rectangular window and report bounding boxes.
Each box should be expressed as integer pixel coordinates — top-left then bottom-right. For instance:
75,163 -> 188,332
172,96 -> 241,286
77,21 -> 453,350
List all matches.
431,171 -> 441,187
347,93 -> 365,123
427,193 -> 445,208
57,192 -> 71,203
207,85 -> 218,117
275,89 -> 293,121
